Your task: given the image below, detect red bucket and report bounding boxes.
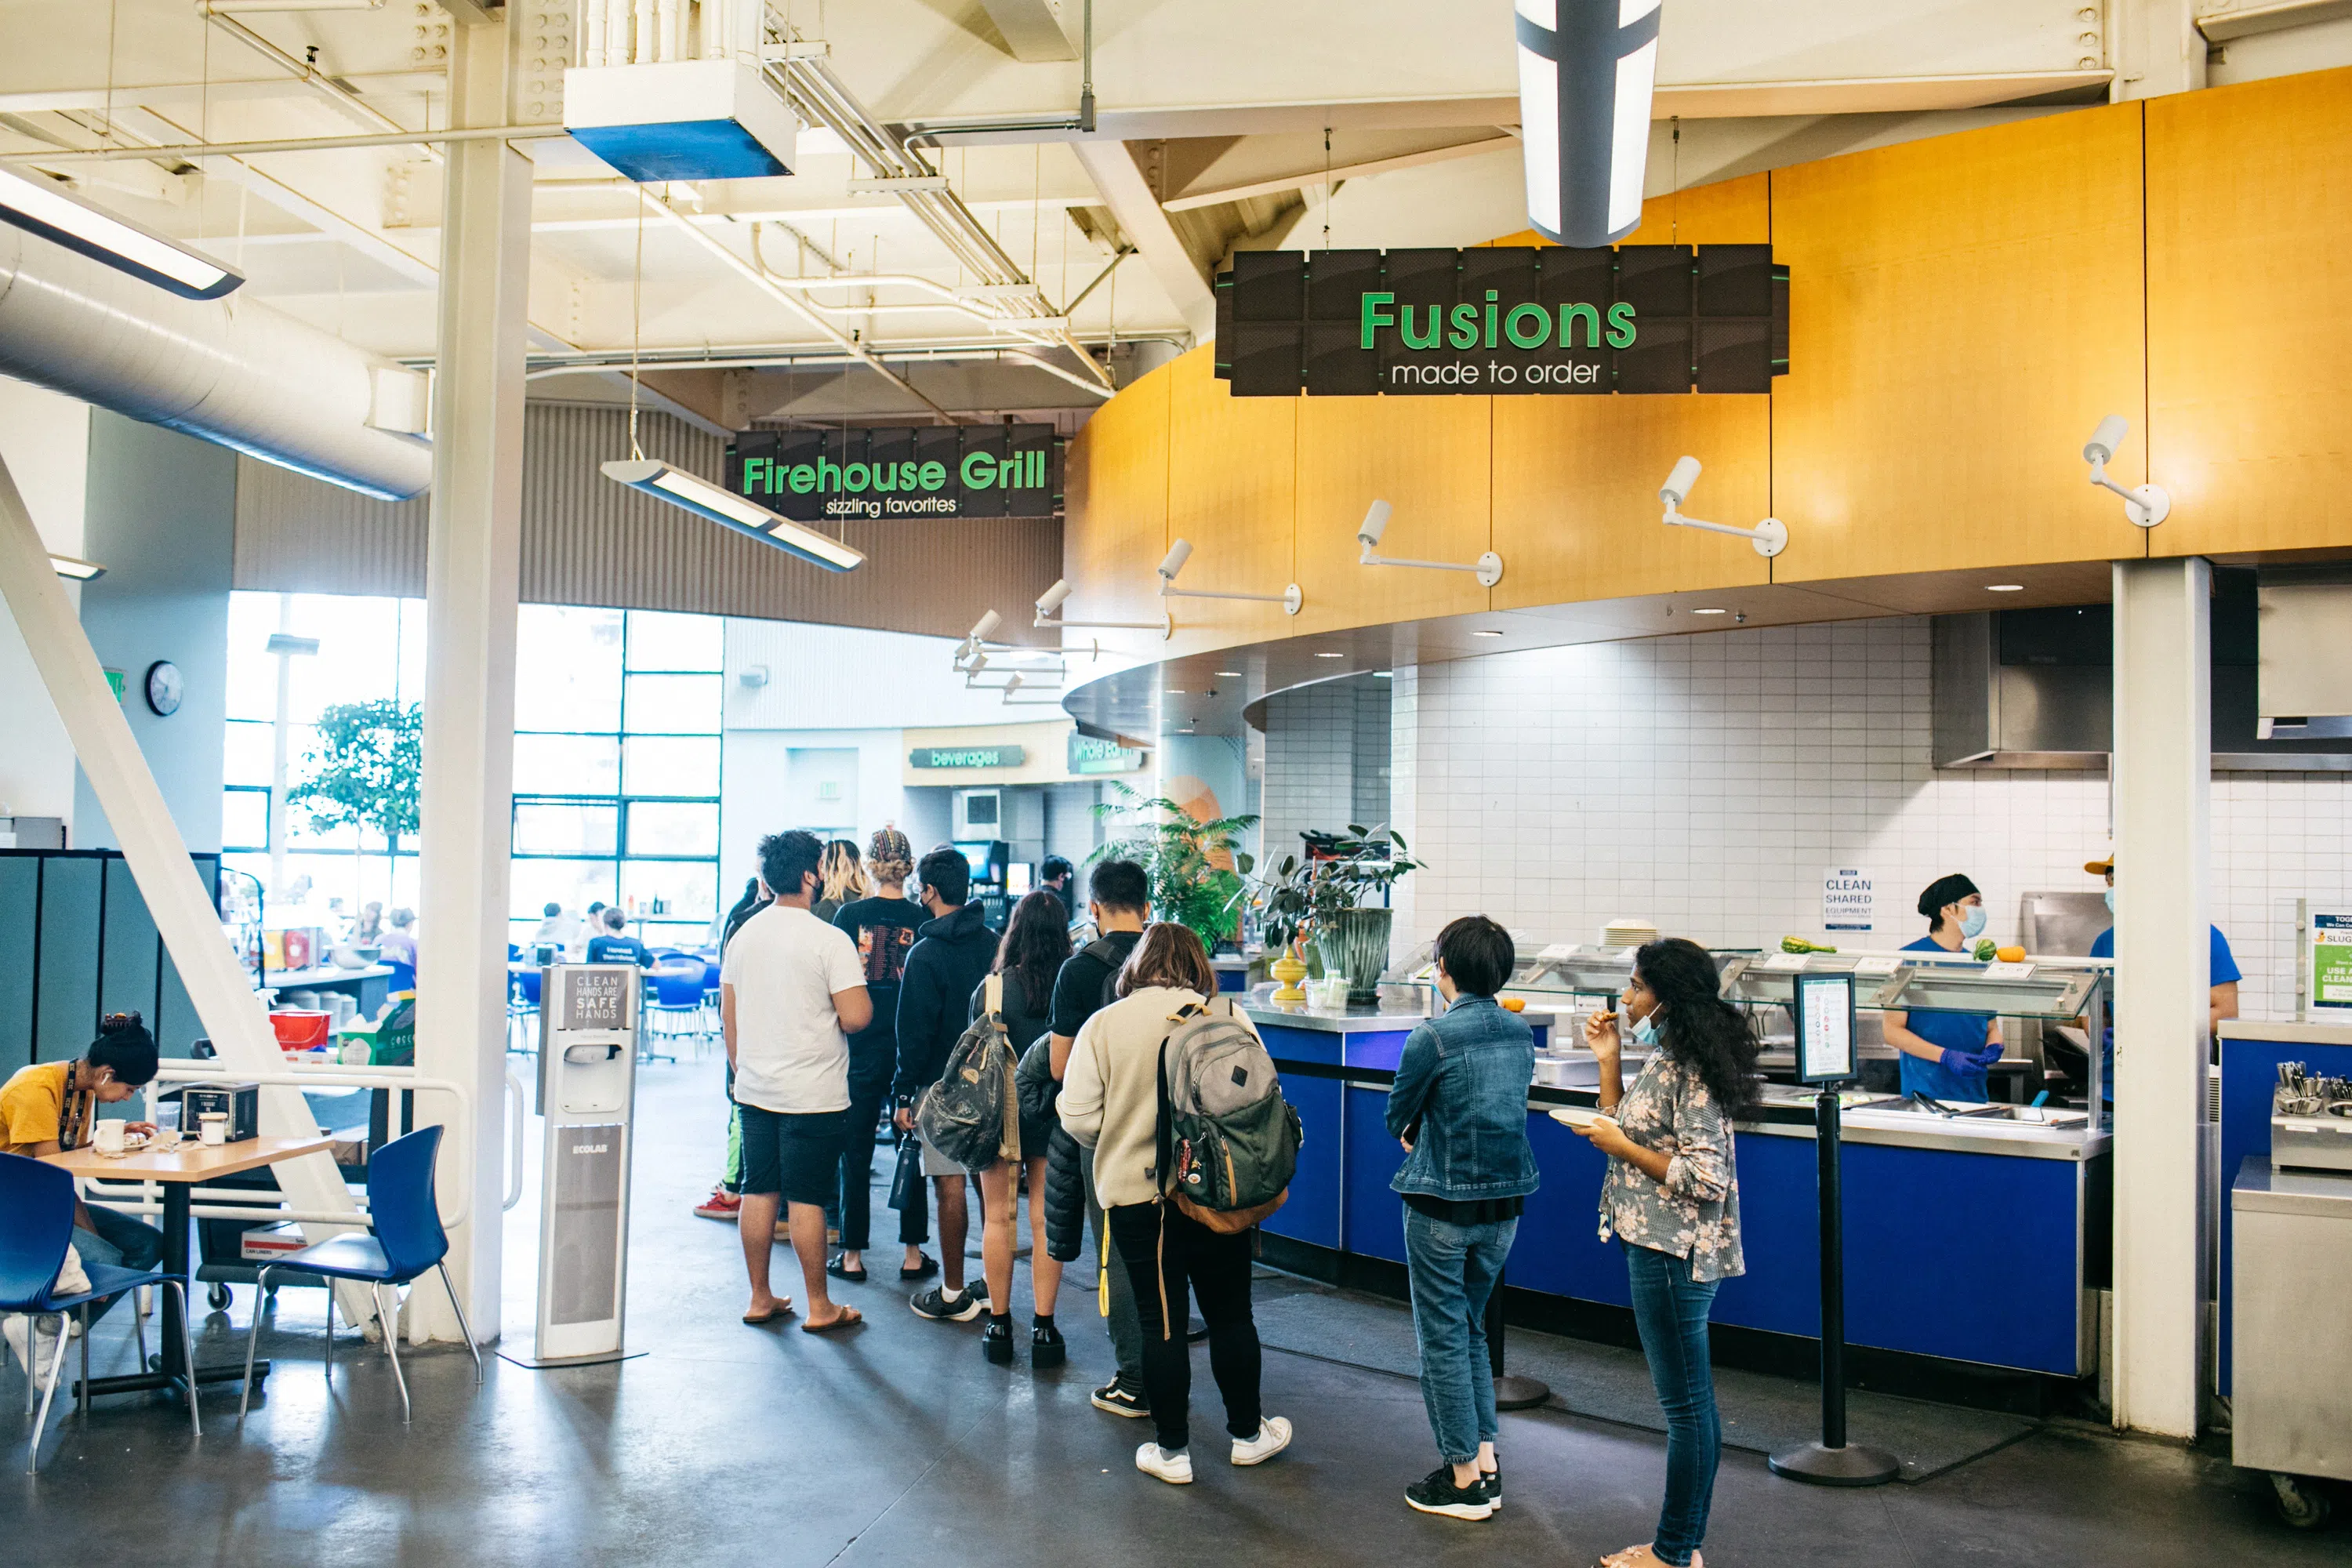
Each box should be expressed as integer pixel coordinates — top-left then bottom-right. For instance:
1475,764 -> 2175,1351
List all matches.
270,1010 -> 332,1049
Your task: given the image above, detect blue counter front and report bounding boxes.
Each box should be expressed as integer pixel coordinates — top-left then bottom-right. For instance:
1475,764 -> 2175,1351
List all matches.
1255,1010 -> 2103,1379
2216,1020 -> 2352,1394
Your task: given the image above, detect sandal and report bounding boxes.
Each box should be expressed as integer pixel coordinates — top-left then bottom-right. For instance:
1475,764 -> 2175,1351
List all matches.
899,1253 -> 938,1281
801,1306 -> 864,1334
826,1256 -> 869,1283
741,1301 -> 793,1326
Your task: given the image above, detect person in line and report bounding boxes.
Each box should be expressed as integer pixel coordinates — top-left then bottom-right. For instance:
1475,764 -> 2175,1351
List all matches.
1574,938 -> 1758,1568
352,901 -> 385,945
972,889 -> 1075,1367
815,839 -> 869,925
1061,923 -> 1293,1486
376,907 -> 418,971
0,1015 -> 166,1373
586,906 -> 655,967
894,845 -> 1001,1326
1047,858 -> 1153,1418
1037,856 -> 1076,926
583,902 -> 608,956
720,831 -> 871,1332
2085,852 -> 2241,1101
829,827 -> 932,1283
1385,915 -> 1538,1521
529,902 -> 577,953
1882,873 -> 2003,1102
694,877 -> 771,1222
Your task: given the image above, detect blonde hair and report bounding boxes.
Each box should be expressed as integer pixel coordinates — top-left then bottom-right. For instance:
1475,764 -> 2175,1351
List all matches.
867,824 -> 913,887
818,839 -> 870,905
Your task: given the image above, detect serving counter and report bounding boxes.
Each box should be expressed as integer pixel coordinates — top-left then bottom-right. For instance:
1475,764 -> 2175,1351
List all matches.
1247,985 -> 2111,1380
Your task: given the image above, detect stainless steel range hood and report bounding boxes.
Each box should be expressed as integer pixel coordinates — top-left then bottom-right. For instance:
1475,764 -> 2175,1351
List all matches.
1933,572 -> 2352,771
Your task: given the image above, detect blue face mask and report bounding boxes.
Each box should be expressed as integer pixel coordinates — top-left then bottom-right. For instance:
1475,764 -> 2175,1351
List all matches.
1960,905 -> 1987,940
1630,1009 -> 1660,1048
2103,889 -> 2115,913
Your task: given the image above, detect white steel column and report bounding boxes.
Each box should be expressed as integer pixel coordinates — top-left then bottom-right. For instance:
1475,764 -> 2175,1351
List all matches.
411,14 -> 531,1345
2109,556 -> 2212,1438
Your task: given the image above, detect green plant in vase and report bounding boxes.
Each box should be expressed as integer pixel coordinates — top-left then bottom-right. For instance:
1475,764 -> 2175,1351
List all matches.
1233,851 -> 1314,1001
1302,823 -> 1427,1004
1087,780 -> 1258,954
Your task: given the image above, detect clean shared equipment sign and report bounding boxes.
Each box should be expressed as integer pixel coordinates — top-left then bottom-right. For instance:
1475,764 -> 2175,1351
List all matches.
1214,244 -> 1788,397
728,424 -> 1058,521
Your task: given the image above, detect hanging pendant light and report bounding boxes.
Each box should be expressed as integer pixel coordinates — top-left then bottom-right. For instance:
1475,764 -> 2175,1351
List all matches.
1515,0 -> 1661,248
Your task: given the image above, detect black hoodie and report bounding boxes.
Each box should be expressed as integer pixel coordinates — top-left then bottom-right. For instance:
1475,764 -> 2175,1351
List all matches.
893,901 -> 999,1103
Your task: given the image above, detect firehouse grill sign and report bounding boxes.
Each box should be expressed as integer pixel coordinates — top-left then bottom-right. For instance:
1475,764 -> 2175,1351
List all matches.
729,424 -> 1058,521
1215,244 -> 1789,397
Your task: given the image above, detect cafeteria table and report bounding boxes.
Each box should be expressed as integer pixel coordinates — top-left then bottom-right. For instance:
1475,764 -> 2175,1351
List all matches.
42,1135 -> 337,1404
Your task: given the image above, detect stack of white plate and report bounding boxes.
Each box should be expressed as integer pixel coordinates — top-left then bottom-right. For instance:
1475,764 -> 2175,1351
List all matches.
1599,919 -> 1660,950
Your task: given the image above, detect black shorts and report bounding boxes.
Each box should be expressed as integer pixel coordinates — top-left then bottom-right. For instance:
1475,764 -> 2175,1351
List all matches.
737,1106 -> 848,1205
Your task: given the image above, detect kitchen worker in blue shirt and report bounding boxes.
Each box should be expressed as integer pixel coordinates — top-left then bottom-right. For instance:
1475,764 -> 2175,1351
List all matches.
2083,852 -> 2240,1100
1882,873 -> 2003,1102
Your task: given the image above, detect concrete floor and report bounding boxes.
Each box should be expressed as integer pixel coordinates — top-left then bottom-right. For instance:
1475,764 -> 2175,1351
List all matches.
4,1051 -> 2339,1566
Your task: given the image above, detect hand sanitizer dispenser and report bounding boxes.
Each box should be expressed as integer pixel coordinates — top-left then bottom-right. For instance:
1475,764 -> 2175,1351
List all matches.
523,964 -> 641,1367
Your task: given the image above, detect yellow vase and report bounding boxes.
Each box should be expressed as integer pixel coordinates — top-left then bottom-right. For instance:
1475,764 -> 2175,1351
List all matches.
1269,946 -> 1308,1003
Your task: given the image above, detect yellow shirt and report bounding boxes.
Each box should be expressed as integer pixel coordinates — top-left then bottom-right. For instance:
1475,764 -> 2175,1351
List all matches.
0,1061 -> 82,1155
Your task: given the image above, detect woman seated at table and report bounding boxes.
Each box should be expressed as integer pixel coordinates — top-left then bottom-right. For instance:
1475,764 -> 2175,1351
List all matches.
0,1014 -> 166,1369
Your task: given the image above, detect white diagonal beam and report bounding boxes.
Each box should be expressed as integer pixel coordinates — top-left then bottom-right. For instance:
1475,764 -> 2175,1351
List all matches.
1070,139 -> 1213,342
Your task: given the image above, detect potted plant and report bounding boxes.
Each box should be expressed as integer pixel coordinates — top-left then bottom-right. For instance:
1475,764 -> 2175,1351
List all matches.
1235,851 -> 1314,1001
1302,824 -> 1426,1004
1087,781 -> 1259,955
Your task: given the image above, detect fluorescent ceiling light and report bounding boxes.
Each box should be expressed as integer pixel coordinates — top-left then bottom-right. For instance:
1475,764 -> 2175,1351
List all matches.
1215,670 -> 1242,678
1515,0 -> 1663,246
0,168 -> 242,300
1987,583 -> 2025,593
1691,607 -> 1730,616
601,459 -> 864,572
265,633 -> 321,655
1472,629 -> 1505,638
49,554 -> 105,581
1372,670 -> 1394,679
1168,688 -> 1188,695
1315,652 -> 1346,659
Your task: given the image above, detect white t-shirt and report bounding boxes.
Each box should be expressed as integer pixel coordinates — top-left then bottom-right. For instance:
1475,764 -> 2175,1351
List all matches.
720,903 -> 865,1114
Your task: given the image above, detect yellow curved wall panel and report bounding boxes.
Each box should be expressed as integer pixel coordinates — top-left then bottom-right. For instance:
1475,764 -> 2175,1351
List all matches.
1062,359 -> 1171,648
1163,348 -> 1300,648
1293,394 -> 1494,634
2147,66 -> 2352,557
1769,103 -> 2151,582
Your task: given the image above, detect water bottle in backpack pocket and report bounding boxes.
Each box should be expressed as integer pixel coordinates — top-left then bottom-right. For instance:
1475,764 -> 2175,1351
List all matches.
1155,1004 -> 1303,1234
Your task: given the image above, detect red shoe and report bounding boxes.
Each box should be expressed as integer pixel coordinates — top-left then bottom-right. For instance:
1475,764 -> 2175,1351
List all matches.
693,1187 -> 743,1221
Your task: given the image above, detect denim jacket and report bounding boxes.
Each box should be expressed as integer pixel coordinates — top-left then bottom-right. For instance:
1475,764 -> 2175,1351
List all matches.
1385,994 -> 1541,1201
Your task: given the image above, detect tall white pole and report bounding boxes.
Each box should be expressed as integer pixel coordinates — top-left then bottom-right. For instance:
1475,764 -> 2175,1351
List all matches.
409,13 -> 531,1346
2109,556 -> 2212,1438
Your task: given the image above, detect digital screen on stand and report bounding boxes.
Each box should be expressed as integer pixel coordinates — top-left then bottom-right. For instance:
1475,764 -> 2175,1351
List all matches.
1794,971 -> 1857,1086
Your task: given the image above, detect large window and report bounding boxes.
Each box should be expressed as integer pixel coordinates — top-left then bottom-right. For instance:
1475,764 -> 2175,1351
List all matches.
223,595 -> 724,954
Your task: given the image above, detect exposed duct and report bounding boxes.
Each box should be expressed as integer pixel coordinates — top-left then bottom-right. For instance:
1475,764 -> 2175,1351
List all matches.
0,221 -> 431,500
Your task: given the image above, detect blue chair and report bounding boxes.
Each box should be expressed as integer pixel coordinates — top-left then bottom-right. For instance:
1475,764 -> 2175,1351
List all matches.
385,960 -> 417,995
240,1125 -> 480,1425
0,1152 -> 198,1472
643,962 -> 704,1060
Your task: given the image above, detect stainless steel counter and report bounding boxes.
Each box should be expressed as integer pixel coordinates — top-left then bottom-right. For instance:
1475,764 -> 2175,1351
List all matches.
1240,985 -> 1561,1036
2232,1157 -> 2352,1483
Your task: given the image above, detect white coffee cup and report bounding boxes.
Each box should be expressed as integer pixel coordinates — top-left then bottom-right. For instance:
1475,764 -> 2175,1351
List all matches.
92,1120 -> 126,1156
199,1112 -> 228,1147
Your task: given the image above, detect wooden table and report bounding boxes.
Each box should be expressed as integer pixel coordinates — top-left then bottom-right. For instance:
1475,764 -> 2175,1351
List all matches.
43,1135 -> 337,1403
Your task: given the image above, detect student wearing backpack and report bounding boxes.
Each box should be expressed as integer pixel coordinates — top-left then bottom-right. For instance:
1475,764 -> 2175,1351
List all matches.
1044,858 -> 1151,1417
894,846 -> 1003,1330
1385,916 -> 1540,1521
1059,923 -> 1294,1486
971,890 -> 1074,1366
831,827 -> 931,1283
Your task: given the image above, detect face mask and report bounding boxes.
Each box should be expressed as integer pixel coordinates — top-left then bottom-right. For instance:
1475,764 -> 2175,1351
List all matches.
2103,889 -> 2114,913
1631,1010 -> 1660,1048
1960,906 -> 1987,940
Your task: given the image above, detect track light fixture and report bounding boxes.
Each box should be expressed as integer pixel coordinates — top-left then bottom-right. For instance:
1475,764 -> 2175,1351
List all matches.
1657,456 -> 1787,557
1033,578 -> 1172,639
1156,538 -> 1301,615
1355,500 -> 1504,587
2082,416 -> 2170,528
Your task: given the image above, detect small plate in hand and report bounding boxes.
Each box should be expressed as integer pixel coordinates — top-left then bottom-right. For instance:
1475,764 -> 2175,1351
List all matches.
1548,1106 -> 1613,1131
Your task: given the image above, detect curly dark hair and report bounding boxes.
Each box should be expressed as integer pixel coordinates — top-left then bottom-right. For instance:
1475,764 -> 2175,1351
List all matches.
1632,937 -> 1761,1117
994,890 -> 1073,1015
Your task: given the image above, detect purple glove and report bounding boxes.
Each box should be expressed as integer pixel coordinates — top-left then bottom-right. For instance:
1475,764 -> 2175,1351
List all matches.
1939,1046 -> 1996,1074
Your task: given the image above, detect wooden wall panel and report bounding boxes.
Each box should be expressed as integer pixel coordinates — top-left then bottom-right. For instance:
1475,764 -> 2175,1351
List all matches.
1293,394 -> 1494,634
1162,348 -> 1300,652
2147,66 -> 2352,557
1061,358 -> 1171,652
1769,105 -> 2151,583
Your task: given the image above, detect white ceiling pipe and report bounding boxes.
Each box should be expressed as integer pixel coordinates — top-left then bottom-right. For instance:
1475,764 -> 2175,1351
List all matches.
0,223 -> 432,500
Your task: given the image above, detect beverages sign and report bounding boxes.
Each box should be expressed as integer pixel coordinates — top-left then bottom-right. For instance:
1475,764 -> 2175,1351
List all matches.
728,423 -> 1058,521
1215,244 -> 1788,397
910,745 -> 1026,769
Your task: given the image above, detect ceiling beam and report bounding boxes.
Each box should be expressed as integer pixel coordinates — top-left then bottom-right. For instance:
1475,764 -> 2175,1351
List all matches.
1070,140 -> 1213,341
1162,133 -> 1515,212
2194,0 -> 2352,41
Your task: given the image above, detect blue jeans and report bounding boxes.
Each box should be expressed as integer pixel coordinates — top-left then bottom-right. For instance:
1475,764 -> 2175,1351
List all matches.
1624,1241 -> 1722,1567
71,1204 -> 165,1326
1403,1206 -> 1516,1465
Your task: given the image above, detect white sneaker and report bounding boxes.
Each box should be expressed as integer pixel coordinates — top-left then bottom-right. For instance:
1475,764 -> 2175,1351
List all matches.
1231,1415 -> 1294,1466
2,1314 -> 62,1377
1136,1442 -> 1195,1485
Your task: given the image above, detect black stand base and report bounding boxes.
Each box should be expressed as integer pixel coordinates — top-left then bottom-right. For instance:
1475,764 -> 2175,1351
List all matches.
1492,1374 -> 1550,1411
1768,1439 -> 1900,1486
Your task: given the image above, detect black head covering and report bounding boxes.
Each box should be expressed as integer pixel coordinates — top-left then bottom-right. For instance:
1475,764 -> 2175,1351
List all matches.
1917,873 -> 1980,924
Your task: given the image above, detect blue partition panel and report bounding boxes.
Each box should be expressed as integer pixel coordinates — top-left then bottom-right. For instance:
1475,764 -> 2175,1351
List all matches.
1265,1073 -> 1342,1250
35,857 -> 101,1058
0,858 -> 35,1074
100,856 -> 161,1024
1343,1084 -> 1408,1262
2217,1032 -> 2352,1392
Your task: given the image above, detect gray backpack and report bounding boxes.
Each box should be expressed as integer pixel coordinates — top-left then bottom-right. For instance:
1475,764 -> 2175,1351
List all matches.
1156,1004 -> 1303,1233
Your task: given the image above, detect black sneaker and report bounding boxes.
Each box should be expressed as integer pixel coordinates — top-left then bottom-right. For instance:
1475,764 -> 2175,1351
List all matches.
910,1285 -> 984,1322
1091,1376 -> 1150,1418
982,1314 -> 1014,1364
898,1253 -> 938,1282
1031,1319 -> 1066,1368
1479,1466 -> 1500,1511
1404,1467 -> 1494,1521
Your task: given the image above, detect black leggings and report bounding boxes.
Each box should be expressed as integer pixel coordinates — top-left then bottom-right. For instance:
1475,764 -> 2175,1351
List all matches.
1109,1203 -> 1261,1453
837,1086 -> 920,1251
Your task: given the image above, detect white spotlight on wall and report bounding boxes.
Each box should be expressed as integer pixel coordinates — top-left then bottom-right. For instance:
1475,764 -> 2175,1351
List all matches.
2082,415 -> 2170,528
1515,0 -> 1662,248
1657,456 -> 1787,557
601,459 -> 864,571
1355,500 -> 1504,587
1033,577 -> 1173,639
1157,537 -> 1302,615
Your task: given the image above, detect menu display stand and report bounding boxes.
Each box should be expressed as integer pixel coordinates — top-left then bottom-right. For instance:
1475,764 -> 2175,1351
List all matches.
1769,971 -> 1900,1487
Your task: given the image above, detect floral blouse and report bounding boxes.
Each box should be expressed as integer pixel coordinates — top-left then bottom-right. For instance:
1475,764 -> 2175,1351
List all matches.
1596,1051 -> 1745,1283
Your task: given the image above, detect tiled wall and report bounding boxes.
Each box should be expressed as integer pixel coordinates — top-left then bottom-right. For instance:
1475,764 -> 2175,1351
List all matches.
1257,618 -> 2347,1018
1258,675 -> 1392,869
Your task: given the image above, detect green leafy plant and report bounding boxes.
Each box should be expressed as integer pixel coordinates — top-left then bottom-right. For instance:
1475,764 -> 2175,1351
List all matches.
1302,823 -> 1426,925
287,701 -> 423,895
1088,780 -> 1258,951
1233,851 -> 1313,953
